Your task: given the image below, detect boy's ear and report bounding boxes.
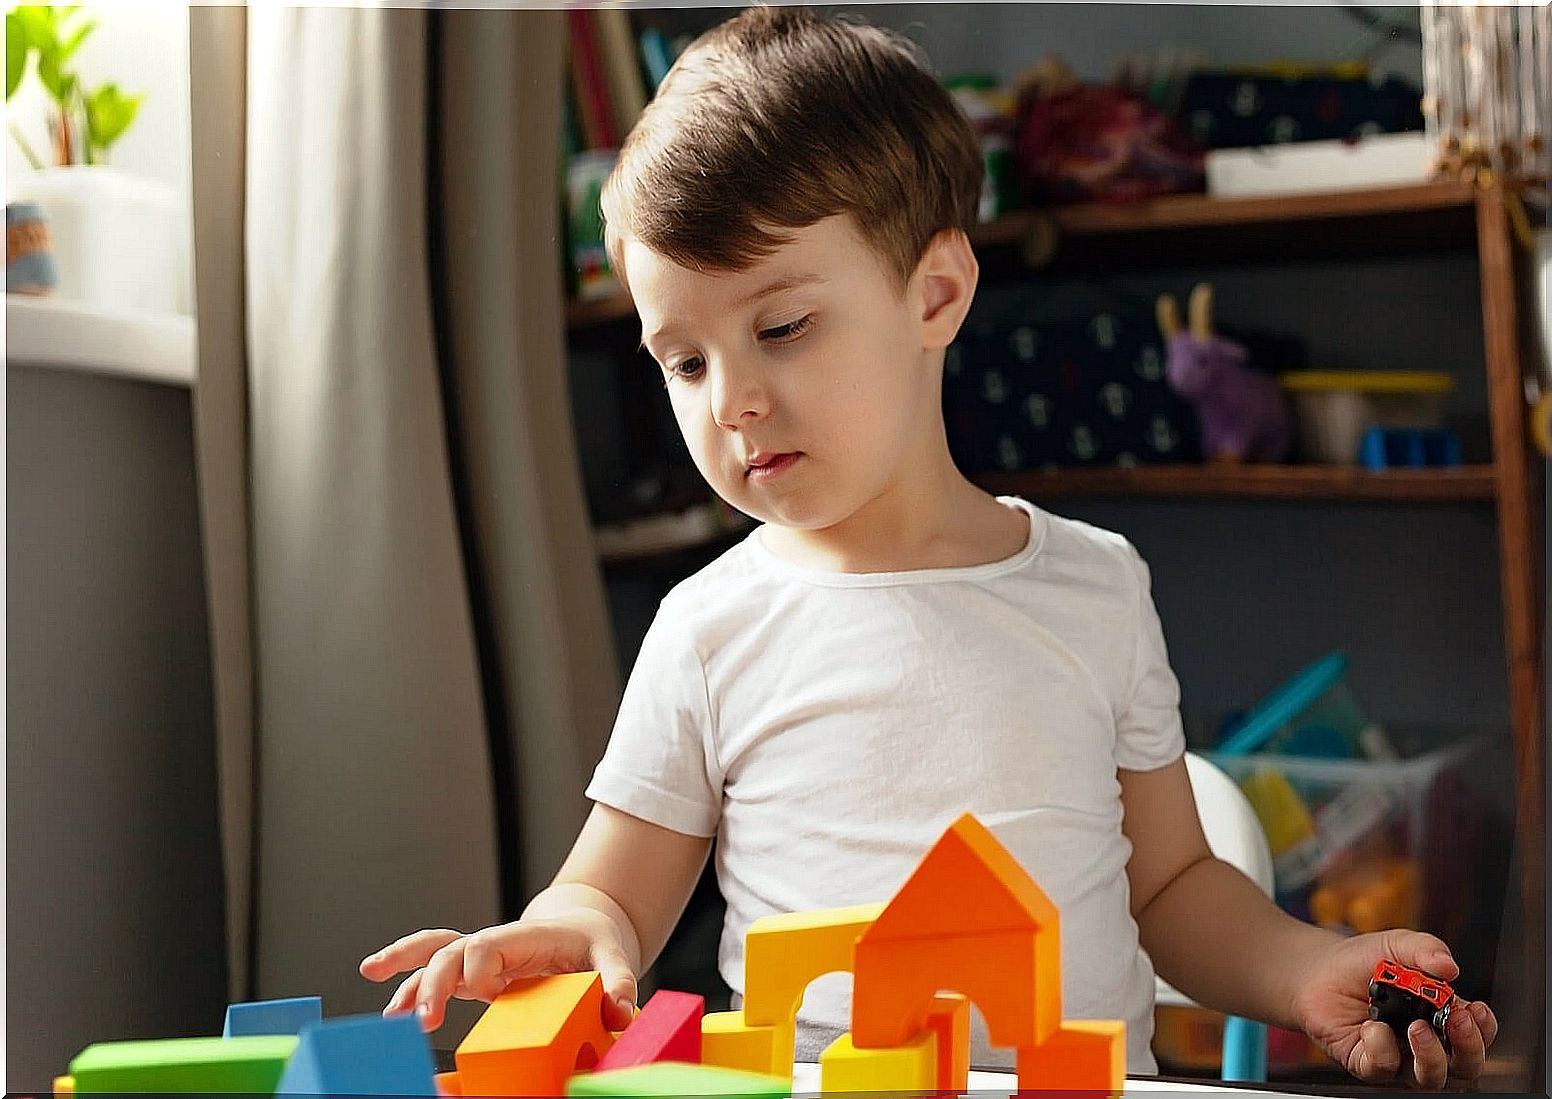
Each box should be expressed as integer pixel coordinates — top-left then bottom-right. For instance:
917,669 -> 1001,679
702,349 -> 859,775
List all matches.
915,228 -> 979,352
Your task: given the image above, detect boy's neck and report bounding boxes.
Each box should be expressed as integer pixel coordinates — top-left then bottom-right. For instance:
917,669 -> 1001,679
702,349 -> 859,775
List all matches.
758,465 -> 1029,575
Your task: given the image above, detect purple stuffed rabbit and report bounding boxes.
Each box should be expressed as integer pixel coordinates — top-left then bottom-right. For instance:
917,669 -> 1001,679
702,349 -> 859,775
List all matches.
1157,283 -> 1291,462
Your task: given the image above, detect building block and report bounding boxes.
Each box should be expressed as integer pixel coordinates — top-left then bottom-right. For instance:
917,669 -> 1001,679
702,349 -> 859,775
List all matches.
51,1076 -> 72,1097
924,992 -> 970,1092
274,1012 -> 435,1096
701,1010 -> 787,1077
742,903 -> 884,1026
69,1035 -> 298,1094
852,813 -> 1061,1051
818,1028 -> 937,1093
455,971 -> 616,1097
595,989 -> 704,1070
434,1070 -> 463,1096
1015,1020 -> 1126,1095
565,1061 -> 791,1097
223,994 -> 323,1037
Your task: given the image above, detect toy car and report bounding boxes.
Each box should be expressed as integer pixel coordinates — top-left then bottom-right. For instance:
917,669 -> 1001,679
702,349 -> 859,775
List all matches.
1368,959 -> 1455,1050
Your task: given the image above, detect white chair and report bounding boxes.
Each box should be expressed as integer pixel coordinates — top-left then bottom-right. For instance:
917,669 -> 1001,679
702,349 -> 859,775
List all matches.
1152,752 -> 1276,1081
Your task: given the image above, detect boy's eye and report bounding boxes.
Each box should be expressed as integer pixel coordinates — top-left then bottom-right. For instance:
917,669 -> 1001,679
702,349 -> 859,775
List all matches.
667,357 -> 705,381
761,315 -> 812,342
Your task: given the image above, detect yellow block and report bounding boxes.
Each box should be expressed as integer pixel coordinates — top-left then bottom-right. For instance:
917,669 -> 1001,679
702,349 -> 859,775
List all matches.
819,1030 -> 937,1093
701,1010 -> 789,1077
743,903 -> 885,1027
53,1076 -> 74,1097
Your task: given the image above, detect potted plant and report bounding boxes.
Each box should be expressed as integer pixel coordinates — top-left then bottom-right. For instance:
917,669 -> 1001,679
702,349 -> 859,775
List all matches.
6,4 -> 185,314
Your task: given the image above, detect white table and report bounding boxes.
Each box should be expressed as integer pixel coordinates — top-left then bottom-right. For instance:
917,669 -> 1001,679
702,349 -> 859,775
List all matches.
790,1062 -> 1321,1096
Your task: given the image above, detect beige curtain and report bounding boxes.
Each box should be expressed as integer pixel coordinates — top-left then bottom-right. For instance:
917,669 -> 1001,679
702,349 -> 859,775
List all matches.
189,6 -> 617,1025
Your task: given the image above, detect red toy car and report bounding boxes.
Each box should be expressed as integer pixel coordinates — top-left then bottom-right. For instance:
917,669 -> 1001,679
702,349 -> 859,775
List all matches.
1368,960 -> 1455,1048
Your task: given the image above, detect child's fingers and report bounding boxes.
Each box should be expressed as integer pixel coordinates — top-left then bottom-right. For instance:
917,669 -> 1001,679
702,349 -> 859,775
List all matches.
1444,1000 -> 1487,1082
359,928 -> 464,981
1469,1001 -> 1499,1048
588,940 -> 640,1031
414,937 -> 475,1031
1406,1019 -> 1449,1089
1347,1020 -> 1402,1082
384,970 -> 425,1018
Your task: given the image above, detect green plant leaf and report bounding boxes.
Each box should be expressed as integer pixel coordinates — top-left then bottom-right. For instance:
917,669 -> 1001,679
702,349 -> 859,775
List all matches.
60,17 -> 94,62
7,12 -> 30,101
84,82 -> 143,157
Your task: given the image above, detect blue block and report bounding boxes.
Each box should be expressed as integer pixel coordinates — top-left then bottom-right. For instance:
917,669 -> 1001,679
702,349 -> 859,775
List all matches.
275,1012 -> 435,1096
223,995 -> 323,1038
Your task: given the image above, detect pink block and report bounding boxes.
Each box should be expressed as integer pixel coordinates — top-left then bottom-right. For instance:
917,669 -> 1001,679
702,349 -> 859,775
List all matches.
594,990 -> 704,1069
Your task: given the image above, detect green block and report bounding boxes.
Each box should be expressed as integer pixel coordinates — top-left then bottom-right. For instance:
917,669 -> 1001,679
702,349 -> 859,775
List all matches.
566,1061 -> 791,1098
70,1034 -> 299,1094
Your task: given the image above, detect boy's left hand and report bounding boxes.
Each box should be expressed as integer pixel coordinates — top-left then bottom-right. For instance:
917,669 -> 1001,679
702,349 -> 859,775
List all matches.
1291,928 -> 1498,1089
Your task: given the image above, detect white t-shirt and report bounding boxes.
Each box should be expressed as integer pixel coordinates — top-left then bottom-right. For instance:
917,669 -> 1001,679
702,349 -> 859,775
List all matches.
585,496 -> 1185,1074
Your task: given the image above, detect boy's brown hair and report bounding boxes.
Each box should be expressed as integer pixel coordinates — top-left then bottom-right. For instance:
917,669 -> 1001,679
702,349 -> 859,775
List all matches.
601,5 -> 983,297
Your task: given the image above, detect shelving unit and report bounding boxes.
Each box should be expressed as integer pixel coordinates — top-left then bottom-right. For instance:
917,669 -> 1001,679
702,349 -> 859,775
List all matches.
566,180 -> 1546,1084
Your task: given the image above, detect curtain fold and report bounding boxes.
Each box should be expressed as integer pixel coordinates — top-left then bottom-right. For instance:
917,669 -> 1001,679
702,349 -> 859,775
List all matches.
190,5 -> 615,1025
435,9 -> 619,904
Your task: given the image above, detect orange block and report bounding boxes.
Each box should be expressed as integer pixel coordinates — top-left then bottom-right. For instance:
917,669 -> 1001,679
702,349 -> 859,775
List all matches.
433,1070 -> 462,1096
924,993 -> 970,1092
867,814 -> 1061,938
852,814 -> 1062,1051
1015,1020 -> 1126,1095
455,971 -> 616,1097
853,929 -> 1060,1051
743,903 -> 884,1026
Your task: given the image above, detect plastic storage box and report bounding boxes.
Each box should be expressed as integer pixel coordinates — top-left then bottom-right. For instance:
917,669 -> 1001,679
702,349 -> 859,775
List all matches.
1279,371 -> 1453,464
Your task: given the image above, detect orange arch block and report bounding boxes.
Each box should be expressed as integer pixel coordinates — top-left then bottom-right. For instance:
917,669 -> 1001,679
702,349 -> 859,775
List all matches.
1016,1020 -> 1126,1094
455,971 -> 615,1097
852,814 -> 1062,1050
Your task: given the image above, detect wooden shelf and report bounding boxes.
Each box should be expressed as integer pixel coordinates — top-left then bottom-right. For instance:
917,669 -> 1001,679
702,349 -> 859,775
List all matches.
566,182 -> 1482,328
971,463 -> 1498,503
968,180 -> 1477,245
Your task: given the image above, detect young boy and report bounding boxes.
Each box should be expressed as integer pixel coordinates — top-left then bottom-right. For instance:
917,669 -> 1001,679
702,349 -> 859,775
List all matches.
362,7 -> 1496,1087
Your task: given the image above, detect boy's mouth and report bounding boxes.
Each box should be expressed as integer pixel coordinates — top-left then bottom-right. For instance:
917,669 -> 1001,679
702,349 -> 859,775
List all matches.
745,451 -> 802,480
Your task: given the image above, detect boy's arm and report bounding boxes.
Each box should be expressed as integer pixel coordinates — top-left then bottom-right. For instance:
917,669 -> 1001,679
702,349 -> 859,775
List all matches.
1121,757 -> 1340,1028
525,801 -> 713,979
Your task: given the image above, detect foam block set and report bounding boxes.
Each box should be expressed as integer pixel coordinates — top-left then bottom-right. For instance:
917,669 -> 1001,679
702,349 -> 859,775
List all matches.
54,813 -> 1124,1096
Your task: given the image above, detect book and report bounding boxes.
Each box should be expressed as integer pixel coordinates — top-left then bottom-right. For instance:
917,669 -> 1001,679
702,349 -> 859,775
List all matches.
567,8 -> 619,149
594,7 -> 648,137
639,27 -> 674,92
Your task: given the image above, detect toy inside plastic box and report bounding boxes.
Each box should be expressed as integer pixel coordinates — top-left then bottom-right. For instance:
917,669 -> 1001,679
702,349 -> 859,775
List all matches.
1208,653 -> 1489,925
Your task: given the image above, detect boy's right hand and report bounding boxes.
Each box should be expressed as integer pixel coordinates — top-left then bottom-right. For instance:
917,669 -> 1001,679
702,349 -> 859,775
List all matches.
358,909 -> 639,1033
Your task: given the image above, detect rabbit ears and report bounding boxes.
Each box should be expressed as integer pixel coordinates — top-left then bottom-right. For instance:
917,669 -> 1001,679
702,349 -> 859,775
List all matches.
1156,282 -> 1214,341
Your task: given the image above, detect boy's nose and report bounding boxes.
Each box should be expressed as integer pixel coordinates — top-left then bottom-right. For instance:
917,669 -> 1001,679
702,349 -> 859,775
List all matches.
709,360 -> 770,427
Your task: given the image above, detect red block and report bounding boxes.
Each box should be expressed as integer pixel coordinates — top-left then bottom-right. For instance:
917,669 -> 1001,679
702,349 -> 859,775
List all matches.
594,990 -> 704,1070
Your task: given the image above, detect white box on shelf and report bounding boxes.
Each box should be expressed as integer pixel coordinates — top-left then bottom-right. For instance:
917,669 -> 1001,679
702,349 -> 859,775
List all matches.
1206,131 -> 1434,199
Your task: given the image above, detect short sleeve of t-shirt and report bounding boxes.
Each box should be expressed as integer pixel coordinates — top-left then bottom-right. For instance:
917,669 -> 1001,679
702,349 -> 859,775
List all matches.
1114,545 -> 1187,772
584,602 -> 723,837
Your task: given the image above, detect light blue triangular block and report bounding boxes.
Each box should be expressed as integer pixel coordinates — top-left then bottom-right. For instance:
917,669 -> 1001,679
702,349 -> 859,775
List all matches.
223,995 -> 323,1037
274,1012 -> 435,1096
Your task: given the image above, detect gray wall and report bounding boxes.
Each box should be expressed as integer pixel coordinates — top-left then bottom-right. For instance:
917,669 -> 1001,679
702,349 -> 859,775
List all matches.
7,364 -> 226,1090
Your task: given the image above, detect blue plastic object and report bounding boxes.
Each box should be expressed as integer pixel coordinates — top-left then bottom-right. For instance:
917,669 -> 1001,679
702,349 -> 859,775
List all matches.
222,995 -> 322,1038
1358,425 -> 1461,470
1222,1016 -> 1269,1082
274,1013 -> 436,1097
1217,651 -> 1349,756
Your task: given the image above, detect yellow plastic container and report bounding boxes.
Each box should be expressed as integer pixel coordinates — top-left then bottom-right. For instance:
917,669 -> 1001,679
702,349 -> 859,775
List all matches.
1280,371 -> 1453,464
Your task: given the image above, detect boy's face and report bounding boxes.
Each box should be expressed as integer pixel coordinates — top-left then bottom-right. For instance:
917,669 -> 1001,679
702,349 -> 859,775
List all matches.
627,215 -> 974,534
